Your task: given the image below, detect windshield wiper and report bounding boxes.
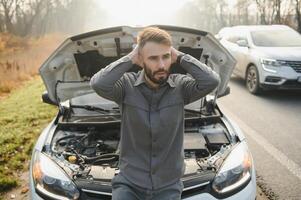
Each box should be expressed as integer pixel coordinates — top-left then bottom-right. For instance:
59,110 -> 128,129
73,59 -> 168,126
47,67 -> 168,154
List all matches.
70,105 -> 120,114
184,108 -> 201,114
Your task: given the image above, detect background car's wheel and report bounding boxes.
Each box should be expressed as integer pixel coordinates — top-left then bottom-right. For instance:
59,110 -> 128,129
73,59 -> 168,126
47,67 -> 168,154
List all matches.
246,65 -> 262,94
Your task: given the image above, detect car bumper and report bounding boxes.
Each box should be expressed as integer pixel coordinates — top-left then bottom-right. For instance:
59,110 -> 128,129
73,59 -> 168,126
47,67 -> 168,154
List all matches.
259,64 -> 301,89
261,79 -> 301,90
30,168 -> 256,200
30,145 -> 256,200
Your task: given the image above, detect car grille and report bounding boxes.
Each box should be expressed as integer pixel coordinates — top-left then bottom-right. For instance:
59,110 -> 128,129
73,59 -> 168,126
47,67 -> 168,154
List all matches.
282,80 -> 301,89
182,181 -> 209,199
80,189 -> 112,200
79,182 -> 210,199
279,60 -> 301,73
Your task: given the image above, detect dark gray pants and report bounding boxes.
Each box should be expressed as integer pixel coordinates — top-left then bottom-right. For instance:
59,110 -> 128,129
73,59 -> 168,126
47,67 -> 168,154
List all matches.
111,173 -> 184,200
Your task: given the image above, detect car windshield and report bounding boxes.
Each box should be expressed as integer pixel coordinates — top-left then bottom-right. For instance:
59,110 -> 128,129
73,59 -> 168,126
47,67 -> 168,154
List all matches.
251,29 -> 301,47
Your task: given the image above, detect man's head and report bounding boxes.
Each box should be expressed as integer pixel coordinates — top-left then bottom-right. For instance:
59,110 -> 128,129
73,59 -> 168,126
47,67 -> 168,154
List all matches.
137,27 -> 172,86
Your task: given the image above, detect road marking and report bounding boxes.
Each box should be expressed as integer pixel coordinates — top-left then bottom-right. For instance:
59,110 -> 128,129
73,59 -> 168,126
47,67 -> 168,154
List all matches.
221,106 -> 301,181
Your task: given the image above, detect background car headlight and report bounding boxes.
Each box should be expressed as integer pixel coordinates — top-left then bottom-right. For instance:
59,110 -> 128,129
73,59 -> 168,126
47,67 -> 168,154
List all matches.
32,151 -> 80,200
212,141 -> 252,194
261,58 -> 285,67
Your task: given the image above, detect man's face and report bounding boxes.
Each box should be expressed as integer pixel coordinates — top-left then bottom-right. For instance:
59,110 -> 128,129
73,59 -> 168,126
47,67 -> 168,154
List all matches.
140,42 -> 172,85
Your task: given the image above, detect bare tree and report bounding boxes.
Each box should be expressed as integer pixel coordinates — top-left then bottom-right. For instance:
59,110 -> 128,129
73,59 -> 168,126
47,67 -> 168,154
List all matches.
235,0 -> 253,25
0,0 -> 95,36
1,0 -> 299,37
14,0 -> 46,36
295,0 -> 301,32
217,0 -> 228,28
274,0 -> 281,23
255,0 -> 268,24
0,12 -> 4,32
174,0 -> 233,33
0,0 -> 21,33
255,0 -> 284,24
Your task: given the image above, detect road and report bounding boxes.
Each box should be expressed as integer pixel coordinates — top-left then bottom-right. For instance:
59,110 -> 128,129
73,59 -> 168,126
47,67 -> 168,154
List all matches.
217,76 -> 301,200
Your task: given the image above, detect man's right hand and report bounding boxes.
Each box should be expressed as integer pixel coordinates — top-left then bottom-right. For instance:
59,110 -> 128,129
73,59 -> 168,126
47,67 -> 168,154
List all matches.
128,45 -> 143,67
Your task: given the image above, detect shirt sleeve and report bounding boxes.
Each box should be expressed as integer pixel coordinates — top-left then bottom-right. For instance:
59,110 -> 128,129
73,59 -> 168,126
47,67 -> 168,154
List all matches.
89,55 -> 133,104
179,54 -> 221,105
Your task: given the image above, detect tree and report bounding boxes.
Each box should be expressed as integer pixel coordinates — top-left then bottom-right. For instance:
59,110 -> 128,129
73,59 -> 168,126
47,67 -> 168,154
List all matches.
15,0 -> 46,36
236,0 -> 253,25
274,0 -> 281,23
0,0 -> 96,36
296,0 -> 301,32
0,0 -> 20,33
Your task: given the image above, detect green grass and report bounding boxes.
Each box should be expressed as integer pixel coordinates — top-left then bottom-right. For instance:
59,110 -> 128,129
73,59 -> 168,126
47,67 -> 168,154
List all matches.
0,77 -> 57,194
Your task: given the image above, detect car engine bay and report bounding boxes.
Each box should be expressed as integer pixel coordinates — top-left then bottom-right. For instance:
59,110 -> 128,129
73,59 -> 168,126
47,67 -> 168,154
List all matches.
47,111 -> 234,187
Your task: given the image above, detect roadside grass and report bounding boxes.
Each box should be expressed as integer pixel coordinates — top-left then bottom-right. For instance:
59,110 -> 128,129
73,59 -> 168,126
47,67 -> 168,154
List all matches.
0,77 -> 56,195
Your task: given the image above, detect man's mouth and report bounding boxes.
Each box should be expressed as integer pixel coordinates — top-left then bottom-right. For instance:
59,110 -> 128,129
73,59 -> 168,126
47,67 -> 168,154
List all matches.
156,72 -> 166,76
154,71 -> 167,76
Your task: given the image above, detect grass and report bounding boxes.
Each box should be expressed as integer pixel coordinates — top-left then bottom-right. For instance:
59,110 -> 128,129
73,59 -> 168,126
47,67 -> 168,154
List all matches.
0,33 -> 29,53
0,77 -> 57,195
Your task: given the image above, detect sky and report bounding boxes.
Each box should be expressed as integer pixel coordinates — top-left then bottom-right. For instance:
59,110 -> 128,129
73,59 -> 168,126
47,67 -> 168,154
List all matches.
86,0 -> 192,29
85,0 -> 239,32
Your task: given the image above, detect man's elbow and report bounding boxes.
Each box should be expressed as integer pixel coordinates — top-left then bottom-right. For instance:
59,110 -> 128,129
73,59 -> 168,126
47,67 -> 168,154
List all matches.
208,73 -> 221,92
90,74 -> 98,91
90,70 -> 106,90
90,75 -> 109,99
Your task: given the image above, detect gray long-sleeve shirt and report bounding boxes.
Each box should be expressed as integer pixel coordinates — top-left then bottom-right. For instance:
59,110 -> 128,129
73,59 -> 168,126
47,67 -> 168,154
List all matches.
90,54 -> 220,190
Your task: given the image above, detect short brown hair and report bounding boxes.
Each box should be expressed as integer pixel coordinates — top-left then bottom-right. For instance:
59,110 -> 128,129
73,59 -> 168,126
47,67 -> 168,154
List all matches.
137,27 -> 172,48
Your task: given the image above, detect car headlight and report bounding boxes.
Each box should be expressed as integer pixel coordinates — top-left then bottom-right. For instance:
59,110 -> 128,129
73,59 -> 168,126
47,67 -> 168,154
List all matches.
261,58 -> 285,67
212,141 -> 252,194
32,151 -> 80,200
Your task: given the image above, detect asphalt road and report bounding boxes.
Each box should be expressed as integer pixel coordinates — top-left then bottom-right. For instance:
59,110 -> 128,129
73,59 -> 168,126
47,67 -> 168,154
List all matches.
216,76 -> 301,200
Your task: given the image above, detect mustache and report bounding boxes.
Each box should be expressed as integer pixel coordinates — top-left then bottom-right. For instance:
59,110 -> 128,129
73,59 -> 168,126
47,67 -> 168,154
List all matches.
153,69 -> 168,75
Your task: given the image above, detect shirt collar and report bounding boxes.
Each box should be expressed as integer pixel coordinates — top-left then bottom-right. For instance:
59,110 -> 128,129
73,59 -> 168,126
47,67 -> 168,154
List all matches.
134,70 -> 176,88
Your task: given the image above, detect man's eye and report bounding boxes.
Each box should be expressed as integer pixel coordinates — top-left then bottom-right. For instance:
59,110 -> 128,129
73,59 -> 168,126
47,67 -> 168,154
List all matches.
163,54 -> 171,59
149,56 -> 158,61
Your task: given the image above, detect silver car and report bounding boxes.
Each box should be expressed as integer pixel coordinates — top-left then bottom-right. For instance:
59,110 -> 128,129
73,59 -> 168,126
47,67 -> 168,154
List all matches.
217,25 -> 301,94
29,25 -> 256,200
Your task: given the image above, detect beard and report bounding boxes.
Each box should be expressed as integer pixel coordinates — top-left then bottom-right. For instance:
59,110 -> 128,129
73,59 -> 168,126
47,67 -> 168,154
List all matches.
143,62 -> 170,85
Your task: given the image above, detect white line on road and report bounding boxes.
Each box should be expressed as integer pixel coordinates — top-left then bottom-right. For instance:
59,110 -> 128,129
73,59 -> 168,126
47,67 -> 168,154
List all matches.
221,106 -> 301,181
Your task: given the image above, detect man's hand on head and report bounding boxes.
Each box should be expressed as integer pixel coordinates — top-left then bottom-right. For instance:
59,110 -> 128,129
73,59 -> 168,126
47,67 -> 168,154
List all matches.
171,47 -> 184,64
128,45 -> 143,67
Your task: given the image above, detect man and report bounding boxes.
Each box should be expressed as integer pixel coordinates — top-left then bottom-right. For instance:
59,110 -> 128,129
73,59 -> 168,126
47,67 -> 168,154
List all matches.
90,27 -> 220,200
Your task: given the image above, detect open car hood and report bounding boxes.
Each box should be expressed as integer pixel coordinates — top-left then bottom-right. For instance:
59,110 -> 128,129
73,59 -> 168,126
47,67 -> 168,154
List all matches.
39,25 -> 236,104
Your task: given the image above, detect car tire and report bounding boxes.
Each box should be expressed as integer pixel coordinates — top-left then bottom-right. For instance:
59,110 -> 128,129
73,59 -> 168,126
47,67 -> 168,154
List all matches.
246,65 -> 262,94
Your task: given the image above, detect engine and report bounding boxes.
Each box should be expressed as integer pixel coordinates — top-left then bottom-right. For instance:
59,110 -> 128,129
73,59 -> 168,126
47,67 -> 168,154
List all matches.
49,121 -> 232,182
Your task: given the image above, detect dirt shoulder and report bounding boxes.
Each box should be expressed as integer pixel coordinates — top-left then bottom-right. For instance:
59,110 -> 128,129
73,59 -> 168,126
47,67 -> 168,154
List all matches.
3,171 -> 29,200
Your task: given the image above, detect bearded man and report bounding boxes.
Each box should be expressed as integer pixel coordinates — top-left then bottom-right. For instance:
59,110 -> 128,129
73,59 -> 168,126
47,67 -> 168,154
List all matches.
90,26 -> 220,200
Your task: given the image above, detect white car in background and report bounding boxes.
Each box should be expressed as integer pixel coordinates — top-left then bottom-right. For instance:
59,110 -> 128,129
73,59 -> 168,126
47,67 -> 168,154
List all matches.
29,25 -> 256,200
217,25 -> 301,94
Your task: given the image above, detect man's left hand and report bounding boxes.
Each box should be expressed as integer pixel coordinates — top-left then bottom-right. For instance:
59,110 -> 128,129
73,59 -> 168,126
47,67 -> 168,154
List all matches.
171,47 -> 183,64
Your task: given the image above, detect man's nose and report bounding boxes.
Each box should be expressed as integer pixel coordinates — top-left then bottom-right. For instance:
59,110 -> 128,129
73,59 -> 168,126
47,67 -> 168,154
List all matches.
158,58 -> 165,69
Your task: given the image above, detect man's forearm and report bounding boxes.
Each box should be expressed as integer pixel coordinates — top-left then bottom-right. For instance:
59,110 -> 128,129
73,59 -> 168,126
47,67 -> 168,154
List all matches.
180,54 -> 220,85
178,54 -> 221,104
90,55 -> 133,102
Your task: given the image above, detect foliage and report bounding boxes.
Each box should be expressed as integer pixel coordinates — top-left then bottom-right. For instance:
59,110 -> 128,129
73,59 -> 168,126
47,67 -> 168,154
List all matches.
0,77 -> 56,194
